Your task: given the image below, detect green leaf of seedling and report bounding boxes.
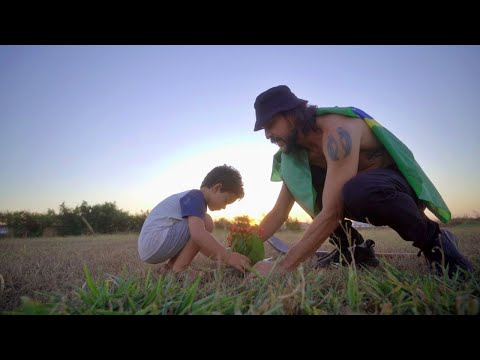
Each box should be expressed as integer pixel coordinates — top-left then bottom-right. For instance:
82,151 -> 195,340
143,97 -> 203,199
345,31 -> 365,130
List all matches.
247,237 -> 265,265
232,236 -> 265,265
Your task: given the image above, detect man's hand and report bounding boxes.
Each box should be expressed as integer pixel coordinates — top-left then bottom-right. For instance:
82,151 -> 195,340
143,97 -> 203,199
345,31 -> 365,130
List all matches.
226,251 -> 251,271
252,260 -> 275,276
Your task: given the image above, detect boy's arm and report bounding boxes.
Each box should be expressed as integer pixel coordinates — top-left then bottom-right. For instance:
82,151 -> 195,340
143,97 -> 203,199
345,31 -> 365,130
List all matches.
259,183 -> 295,241
187,216 -> 250,270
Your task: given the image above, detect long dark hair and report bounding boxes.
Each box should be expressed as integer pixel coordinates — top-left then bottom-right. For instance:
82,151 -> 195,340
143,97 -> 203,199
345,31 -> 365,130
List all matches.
281,103 -> 318,135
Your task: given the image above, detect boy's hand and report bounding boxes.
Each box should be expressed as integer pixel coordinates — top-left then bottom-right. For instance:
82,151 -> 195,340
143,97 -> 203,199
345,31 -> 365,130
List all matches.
226,251 -> 251,271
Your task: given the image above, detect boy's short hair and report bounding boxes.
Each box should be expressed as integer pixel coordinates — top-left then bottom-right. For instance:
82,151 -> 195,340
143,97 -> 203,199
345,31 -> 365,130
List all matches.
201,165 -> 244,199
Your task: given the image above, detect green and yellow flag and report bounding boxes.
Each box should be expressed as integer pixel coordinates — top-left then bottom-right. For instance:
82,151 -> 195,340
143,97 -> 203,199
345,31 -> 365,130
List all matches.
271,107 -> 451,223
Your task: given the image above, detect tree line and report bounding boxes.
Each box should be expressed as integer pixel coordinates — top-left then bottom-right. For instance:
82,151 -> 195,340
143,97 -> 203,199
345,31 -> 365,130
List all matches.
0,202 -> 305,238
0,201 -> 149,237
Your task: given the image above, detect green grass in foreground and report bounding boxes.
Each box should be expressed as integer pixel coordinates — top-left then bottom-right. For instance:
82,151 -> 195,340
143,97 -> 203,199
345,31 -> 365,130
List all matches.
10,260 -> 480,315
2,224 -> 479,315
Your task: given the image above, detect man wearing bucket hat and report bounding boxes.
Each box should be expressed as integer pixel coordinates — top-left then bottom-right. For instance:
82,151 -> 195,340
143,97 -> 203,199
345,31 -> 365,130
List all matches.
252,85 -> 473,278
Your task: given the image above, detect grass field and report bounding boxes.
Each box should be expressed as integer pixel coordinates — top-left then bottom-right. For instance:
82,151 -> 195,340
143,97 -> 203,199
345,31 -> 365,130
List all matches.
1,224 -> 479,314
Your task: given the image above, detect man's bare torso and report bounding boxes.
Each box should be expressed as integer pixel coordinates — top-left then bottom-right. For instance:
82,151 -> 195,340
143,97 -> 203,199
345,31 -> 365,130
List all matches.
302,114 -> 394,172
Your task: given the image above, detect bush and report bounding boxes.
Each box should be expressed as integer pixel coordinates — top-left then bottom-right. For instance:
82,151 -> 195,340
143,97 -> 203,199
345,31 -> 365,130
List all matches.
232,215 -> 253,228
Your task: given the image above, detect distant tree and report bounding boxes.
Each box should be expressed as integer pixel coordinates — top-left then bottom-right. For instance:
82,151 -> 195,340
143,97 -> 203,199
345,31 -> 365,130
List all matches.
214,217 -> 231,230
7,211 -> 31,237
58,202 -> 83,236
86,202 -> 130,234
232,215 -> 253,228
285,216 -> 301,231
4,211 -> 45,237
0,201 -> 155,237
38,209 -> 57,235
128,210 -> 149,233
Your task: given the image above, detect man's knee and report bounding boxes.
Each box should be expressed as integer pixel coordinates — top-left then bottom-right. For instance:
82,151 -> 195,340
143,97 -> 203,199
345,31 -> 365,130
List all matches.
342,176 -> 370,211
204,214 -> 214,233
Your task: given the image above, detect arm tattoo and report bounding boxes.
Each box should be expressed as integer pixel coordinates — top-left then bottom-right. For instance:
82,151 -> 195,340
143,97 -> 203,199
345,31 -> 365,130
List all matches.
327,135 -> 339,161
337,127 -> 352,156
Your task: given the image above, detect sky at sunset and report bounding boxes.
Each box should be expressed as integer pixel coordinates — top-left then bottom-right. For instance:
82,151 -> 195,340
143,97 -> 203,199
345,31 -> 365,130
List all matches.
1,45 -> 479,223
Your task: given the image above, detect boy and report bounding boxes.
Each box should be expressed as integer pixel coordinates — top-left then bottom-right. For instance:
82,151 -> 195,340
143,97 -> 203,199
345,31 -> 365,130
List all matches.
138,164 -> 251,275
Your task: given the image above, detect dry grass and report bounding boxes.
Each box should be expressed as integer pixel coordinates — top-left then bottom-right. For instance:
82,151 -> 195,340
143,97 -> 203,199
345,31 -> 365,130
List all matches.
1,225 -> 479,313
0,234 -> 151,311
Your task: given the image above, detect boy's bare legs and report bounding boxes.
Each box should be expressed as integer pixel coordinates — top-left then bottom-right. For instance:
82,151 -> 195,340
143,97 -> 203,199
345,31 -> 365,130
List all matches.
167,239 -> 201,273
166,214 -> 214,274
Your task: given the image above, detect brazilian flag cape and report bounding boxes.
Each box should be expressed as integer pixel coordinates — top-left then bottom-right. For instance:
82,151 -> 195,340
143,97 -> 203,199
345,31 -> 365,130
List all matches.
271,107 -> 451,223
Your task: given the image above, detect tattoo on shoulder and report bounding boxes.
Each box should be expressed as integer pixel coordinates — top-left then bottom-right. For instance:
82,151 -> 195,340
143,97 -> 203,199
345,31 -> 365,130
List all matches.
337,127 -> 352,156
327,127 -> 352,161
327,135 -> 339,161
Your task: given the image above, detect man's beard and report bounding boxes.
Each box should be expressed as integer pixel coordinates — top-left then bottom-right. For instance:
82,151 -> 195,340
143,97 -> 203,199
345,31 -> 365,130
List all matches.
271,128 -> 301,154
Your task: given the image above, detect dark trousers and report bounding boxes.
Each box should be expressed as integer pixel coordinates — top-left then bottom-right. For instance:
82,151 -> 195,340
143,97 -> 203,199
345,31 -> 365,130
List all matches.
310,165 -> 440,251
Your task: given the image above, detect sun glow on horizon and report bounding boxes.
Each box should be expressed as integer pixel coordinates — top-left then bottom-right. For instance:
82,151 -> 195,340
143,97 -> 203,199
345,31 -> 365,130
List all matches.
137,139 -> 314,223
209,205 -> 312,225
